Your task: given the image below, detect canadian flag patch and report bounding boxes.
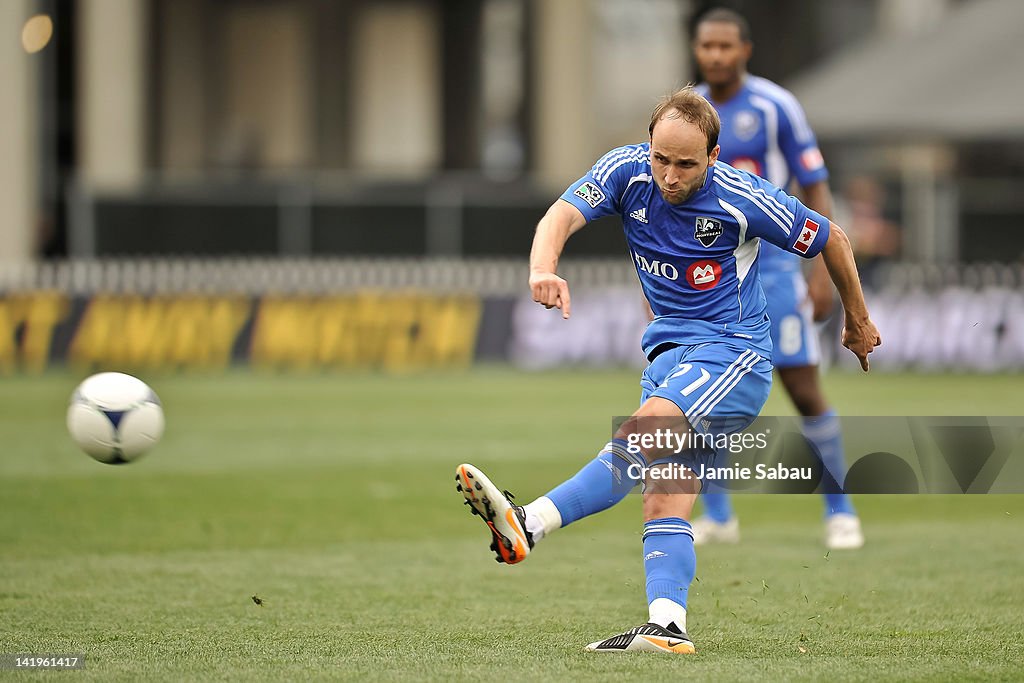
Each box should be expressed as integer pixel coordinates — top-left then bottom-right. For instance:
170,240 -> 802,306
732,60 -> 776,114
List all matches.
794,218 -> 819,254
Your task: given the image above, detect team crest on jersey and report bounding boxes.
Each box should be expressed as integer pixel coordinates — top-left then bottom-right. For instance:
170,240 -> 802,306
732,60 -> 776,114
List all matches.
574,181 -> 606,209
694,217 -> 723,248
733,111 -> 760,141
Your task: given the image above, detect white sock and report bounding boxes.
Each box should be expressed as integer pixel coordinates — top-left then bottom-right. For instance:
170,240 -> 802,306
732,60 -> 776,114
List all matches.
648,598 -> 687,633
523,496 -> 562,543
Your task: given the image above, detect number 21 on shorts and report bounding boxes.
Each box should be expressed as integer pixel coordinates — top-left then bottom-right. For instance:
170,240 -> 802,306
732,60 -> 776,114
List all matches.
662,363 -> 712,396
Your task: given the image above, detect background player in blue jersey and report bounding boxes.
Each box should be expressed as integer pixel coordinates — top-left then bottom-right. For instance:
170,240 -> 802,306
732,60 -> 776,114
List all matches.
455,87 -> 880,654
690,8 -> 864,549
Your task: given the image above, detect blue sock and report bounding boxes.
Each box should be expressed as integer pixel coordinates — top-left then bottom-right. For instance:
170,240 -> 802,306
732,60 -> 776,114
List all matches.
701,492 -> 734,523
643,518 -> 696,612
544,439 -> 640,527
804,409 -> 856,516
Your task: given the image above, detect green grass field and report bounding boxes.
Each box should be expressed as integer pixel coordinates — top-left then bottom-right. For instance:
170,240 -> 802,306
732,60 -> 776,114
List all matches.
2,369 -> 1023,681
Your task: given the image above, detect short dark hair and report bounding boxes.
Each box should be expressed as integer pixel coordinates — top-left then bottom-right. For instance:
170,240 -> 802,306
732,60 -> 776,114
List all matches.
648,86 -> 721,155
694,7 -> 752,43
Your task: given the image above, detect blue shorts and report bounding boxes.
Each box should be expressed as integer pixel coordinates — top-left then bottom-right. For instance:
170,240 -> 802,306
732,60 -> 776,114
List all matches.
640,340 -> 772,433
637,341 -> 772,478
763,271 -> 820,368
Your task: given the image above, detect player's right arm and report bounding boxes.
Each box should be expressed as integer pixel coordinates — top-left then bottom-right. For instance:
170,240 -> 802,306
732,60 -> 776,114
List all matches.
801,181 -> 838,320
529,200 -> 588,319
529,145 -> 636,319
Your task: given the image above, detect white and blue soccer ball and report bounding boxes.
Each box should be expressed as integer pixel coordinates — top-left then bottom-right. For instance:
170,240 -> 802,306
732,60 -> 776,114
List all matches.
66,372 -> 165,464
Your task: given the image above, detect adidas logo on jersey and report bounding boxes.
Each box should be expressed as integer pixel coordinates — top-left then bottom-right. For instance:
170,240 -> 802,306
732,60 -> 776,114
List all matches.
629,207 -> 649,223
644,550 -> 667,561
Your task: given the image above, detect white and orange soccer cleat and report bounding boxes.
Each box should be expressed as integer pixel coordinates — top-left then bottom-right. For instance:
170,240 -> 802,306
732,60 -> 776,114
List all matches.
455,463 -> 534,564
585,623 -> 696,654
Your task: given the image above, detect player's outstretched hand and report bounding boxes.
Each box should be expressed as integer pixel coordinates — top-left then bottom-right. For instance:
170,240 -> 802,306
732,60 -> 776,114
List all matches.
842,316 -> 882,372
529,271 -> 571,319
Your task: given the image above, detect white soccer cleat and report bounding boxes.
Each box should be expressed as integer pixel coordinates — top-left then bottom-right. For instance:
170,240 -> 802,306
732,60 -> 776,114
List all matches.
825,513 -> 864,550
585,623 -> 695,654
455,463 -> 533,564
690,516 -> 740,545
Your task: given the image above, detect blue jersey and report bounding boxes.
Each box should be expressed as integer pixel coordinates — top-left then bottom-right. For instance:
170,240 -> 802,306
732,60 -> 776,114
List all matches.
560,145 -> 830,359
696,76 -> 828,275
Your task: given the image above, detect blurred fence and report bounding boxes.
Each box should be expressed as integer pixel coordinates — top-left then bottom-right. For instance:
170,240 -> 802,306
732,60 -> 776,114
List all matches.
1,259 -> 1023,373
66,181 -> 630,258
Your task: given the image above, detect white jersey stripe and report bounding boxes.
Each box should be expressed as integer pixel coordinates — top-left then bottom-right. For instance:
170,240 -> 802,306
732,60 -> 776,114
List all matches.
713,177 -> 791,235
593,146 -> 648,183
626,173 -> 653,190
593,148 -> 635,180
598,154 -> 646,184
596,148 -> 649,184
719,197 -> 757,282
720,197 -> 756,320
714,173 -> 793,231
749,94 -> 788,187
717,165 -> 795,224
748,76 -> 814,144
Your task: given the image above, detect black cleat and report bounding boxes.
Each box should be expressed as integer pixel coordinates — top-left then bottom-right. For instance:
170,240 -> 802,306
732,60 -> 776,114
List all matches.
585,622 -> 695,654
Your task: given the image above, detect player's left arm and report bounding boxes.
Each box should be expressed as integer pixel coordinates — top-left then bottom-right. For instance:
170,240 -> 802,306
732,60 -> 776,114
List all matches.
802,180 -> 838,321
820,223 -> 881,372
778,95 -> 837,321
735,167 -> 880,370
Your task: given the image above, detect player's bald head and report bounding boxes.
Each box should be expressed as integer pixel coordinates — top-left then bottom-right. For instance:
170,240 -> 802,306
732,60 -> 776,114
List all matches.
649,86 -> 720,155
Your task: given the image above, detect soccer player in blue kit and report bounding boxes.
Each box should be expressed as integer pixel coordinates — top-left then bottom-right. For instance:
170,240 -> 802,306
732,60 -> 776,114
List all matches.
455,87 -> 880,653
690,8 -> 865,549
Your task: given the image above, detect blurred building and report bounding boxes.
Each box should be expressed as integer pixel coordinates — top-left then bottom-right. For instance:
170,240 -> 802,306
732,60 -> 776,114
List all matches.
2,0 -> 1022,263
790,0 -> 1024,265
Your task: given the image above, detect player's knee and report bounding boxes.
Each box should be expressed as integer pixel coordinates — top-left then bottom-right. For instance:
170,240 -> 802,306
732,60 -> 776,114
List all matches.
615,401 -> 693,462
642,490 -> 698,521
